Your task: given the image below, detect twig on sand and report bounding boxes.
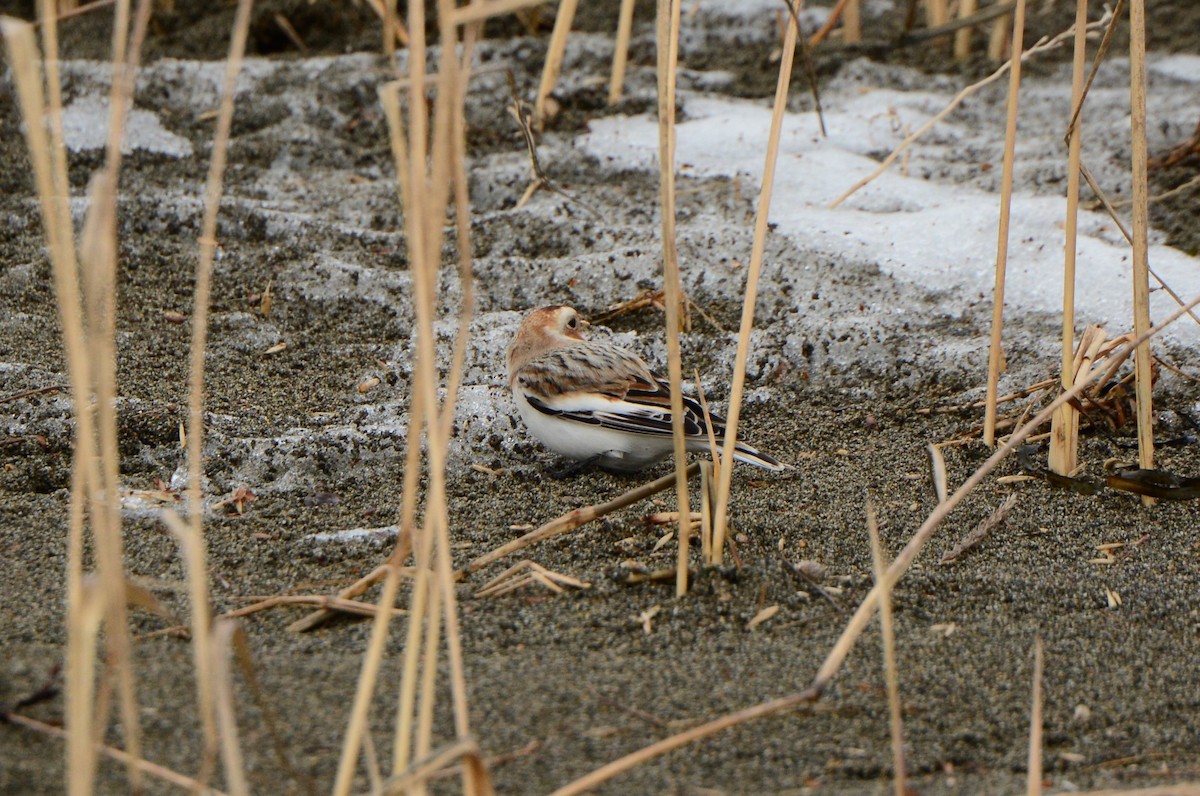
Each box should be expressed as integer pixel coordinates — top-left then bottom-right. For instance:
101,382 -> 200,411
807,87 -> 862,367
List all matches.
460,463 -> 702,577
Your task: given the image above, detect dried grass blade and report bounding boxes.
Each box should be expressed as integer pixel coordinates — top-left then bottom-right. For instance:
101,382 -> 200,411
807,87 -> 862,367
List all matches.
211,620 -> 250,796
162,510 -> 218,772
711,5 -> 799,564
867,502 -> 907,795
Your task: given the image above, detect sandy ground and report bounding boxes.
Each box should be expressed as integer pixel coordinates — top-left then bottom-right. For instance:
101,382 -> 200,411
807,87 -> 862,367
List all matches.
2,1 -> 1200,793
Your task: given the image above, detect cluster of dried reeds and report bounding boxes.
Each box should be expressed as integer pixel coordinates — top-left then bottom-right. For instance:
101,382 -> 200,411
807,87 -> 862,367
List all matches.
4,0 -> 1199,794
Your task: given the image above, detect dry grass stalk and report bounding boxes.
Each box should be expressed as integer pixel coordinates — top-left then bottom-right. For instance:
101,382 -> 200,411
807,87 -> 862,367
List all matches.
162,510 -> 218,781
1127,0 -> 1154,505
8,8 -> 100,791
212,620 -> 250,796
2,8 -> 156,789
222,593 -> 407,620
383,738 -> 487,795
987,9 -> 1011,60
938,492 -> 1018,564
462,463 -> 701,576
866,502 -> 907,796
534,0 -> 579,125
710,7 -> 799,565
1069,786 -> 1200,796
609,0 -> 636,104
831,7 -> 1113,208
954,0 -> 977,58
452,0 -> 553,25
809,0 -> 854,47
332,563 -> 406,796
174,0 -> 254,786
1026,637 -> 1044,796
550,291 -> 1200,795
335,0 -> 487,789
842,0 -> 861,42
1048,0 -> 1091,476
415,567 -> 445,790
3,711 -> 230,795
651,0 -> 691,598
475,561 -> 590,598
926,0 -> 949,31
982,0 -> 1026,447
65,579 -> 105,794
693,377 -> 721,563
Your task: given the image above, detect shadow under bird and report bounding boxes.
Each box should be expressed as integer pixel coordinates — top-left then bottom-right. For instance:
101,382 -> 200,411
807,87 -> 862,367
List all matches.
506,305 -> 788,473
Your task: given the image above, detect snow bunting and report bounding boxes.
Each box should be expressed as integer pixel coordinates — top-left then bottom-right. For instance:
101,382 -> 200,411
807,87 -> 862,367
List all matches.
507,305 -> 787,473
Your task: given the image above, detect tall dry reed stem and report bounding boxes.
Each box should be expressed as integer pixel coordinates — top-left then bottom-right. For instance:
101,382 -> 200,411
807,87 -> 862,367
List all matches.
336,1 -> 485,790
2,11 -> 147,790
651,0 -> 690,597
982,0 -> 1026,447
867,503 -> 907,795
177,0 -> 254,784
1127,0 -> 1154,503
1048,0 -> 1090,475
710,9 -> 799,564
550,291 -> 1200,795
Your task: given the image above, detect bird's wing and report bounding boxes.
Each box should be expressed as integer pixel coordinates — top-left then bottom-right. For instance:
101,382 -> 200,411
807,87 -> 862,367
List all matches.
517,343 -> 718,438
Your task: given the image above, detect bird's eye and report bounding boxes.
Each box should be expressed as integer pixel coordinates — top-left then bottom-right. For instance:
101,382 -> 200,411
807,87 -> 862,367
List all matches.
567,316 -> 578,329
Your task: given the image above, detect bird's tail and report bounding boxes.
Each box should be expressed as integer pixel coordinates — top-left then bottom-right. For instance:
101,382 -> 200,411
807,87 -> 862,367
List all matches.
731,440 -> 790,471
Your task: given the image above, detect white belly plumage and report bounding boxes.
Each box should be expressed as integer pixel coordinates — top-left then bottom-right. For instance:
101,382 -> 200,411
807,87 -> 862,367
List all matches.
513,389 -> 682,472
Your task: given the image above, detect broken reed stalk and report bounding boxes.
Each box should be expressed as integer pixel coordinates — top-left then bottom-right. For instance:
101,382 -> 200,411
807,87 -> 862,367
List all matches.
1026,637 -> 1044,796
831,8 -> 1112,208
710,9 -> 799,565
461,463 -> 701,576
982,0 -> 1026,447
535,0 -> 579,125
608,0 -> 636,104
1048,0 -> 1090,476
1127,0 -> 1154,505
652,0 -> 690,598
549,291 -> 1200,796
867,502 -> 907,796
954,0 -> 977,58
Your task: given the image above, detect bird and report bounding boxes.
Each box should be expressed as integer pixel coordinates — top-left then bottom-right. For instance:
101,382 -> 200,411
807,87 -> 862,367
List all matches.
506,305 -> 788,473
